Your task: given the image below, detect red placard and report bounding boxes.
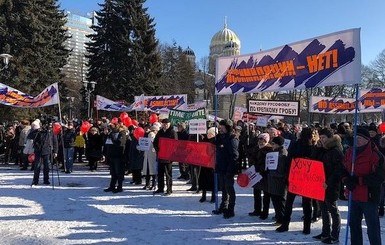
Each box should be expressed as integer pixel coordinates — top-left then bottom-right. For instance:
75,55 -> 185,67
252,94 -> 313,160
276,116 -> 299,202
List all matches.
288,158 -> 325,201
158,138 -> 215,168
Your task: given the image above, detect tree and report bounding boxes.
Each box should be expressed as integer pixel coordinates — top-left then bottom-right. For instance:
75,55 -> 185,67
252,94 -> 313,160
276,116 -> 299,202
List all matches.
0,0 -> 70,120
86,0 -> 161,103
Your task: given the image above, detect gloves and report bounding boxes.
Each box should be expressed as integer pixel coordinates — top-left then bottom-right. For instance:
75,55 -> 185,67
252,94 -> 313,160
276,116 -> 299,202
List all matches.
344,175 -> 358,191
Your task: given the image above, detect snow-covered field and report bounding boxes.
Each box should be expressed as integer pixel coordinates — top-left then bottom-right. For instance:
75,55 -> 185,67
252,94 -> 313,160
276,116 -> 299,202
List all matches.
0,163 -> 383,245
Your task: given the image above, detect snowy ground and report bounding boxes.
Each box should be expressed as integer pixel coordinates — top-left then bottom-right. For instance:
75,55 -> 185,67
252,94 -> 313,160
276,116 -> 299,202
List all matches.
0,162 -> 384,245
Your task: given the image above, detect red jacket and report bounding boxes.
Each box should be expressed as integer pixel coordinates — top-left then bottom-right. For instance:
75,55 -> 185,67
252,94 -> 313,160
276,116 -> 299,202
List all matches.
343,142 -> 383,202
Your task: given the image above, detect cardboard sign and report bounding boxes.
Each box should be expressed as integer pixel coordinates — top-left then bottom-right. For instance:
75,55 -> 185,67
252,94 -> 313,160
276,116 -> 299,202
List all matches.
288,158 -> 325,201
158,138 -> 215,168
189,119 -> 207,135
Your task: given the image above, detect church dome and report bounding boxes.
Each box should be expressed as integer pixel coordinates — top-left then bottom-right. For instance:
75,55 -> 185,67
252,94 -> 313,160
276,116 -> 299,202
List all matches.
210,23 -> 240,50
183,46 -> 195,56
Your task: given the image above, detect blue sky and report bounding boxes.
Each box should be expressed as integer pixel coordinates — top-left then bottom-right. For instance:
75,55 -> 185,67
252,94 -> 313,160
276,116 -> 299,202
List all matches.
59,0 -> 385,66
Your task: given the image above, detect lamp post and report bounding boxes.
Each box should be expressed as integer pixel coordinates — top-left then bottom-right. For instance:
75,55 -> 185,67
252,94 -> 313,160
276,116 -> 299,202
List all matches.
83,81 -> 97,119
66,96 -> 75,120
0,53 -> 12,71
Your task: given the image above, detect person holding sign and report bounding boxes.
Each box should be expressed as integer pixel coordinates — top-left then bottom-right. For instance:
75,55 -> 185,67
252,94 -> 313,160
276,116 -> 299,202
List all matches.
342,127 -> 384,245
311,128 -> 344,244
212,119 -> 239,219
268,136 -> 289,226
276,127 -> 317,234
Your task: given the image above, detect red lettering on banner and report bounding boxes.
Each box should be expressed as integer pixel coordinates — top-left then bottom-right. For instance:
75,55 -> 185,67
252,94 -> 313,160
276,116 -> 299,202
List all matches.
288,158 -> 325,201
158,138 -> 215,168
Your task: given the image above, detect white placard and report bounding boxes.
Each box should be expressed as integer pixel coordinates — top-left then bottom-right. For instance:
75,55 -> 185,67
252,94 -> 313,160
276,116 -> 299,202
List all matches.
189,119 -> 207,134
283,139 -> 291,150
256,116 -> 268,127
243,165 -> 263,188
265,152 -> 279,170
137,137 -> 151,151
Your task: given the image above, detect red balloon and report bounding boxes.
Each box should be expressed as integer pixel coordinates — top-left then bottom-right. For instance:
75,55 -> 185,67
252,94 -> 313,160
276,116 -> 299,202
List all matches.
123,117 -> 132,127
119,112 -> 129,121
111,117 -> 119,124
237,173 -> 250,188
379,122 -> 385,133
80,121 -> 91,134
28,153 -> 35,163
133,127 -> 145,140
149,113 -> 158,124
53,122 -> 62,135
132,119 -> 139,127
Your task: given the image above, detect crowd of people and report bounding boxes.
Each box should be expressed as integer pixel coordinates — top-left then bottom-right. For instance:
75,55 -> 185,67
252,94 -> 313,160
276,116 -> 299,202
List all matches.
1,117 -> 384,244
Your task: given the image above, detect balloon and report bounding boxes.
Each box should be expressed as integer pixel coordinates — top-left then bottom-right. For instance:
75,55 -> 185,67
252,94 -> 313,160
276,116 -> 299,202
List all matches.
380,122 -> 385,133
80,121 -> 91,134
123,117 -> 132,127
133,127 -> 145,140
236,173 -> 249,188
53,122 -> 62,135
28,153 -> 35,163
149,113 -> 158,124
132,119 -> 138,127
119,112 -> 129,121
111,117 -> 119,124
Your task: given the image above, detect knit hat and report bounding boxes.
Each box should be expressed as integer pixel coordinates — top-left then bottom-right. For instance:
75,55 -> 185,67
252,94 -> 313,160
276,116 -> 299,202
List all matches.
318,128 -> 333,138
219,119 -> 233,128
272,136 -> 284,146
356,126 -> 370,139
161,118 -> 170,123
150,125 -> 160,131
31,119 -> 40,130
258,133 -> 270,143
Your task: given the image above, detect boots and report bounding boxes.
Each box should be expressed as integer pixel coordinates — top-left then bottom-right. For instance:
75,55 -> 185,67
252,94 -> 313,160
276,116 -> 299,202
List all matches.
276,222 -> 289,232
212,203 -> 225,215
302,219 -> 311,234
223,208 -> 235,219
200,190 -> 207,202
210,191 -> 216,203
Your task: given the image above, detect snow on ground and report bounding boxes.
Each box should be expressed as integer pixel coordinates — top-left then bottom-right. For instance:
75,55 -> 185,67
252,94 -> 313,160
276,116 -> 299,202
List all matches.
0,162 -> 384,245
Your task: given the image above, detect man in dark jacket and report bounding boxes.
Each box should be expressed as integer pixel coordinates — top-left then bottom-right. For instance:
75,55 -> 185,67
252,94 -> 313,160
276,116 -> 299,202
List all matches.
62,121 -> 76,173
312,128 -> 344,244
343,126 -> 384,245
153,118 -> 178,195
32,121 -> 58,185
212,119 -> 239,219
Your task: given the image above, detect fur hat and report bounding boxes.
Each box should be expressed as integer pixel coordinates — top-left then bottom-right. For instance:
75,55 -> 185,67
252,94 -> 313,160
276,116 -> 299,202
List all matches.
258,133 -> 270,143
356,126 -> 370,139
31,119 -> 40,130
319,128 -> 333,138
150,125 -> 160,131
272,136 -> 285,146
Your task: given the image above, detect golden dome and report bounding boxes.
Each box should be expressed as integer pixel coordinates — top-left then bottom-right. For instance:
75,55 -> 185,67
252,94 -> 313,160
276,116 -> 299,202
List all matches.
210,22 -> 241,50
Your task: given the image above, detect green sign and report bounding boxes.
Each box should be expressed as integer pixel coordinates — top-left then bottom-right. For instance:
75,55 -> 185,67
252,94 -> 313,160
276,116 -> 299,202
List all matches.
168,108 -> 206,125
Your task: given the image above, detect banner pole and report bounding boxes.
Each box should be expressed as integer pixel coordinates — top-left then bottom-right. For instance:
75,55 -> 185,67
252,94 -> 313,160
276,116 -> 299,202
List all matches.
344,84 -> 359,245
56,90 -> 66,179
214,94 -> 219,211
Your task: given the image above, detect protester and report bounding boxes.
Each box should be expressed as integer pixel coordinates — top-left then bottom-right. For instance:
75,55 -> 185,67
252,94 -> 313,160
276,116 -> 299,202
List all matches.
268,136 -> 289,226
128,128 -> 144,185
153,118 -> 178,195
312,128 -> 344,244
212,119 -> 239,219
19,120 -> 31,170
342,126 -> 384,245
248,132 -> 273,220
74,131 -> 86,163
85,127 -> 104,171
104,122 -> 127,193
276,127 -> 318,234
62,121 -> 76,173
31,120 -> 58,185
176,122 -> 190,181
141,124 -> 159,190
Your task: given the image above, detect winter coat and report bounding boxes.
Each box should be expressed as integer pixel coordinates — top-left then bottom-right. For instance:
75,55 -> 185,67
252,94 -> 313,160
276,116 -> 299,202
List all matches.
62,128 -> 76,148
106,128 -> 127,159
33,129 -> 58,156
343,141 -> 385,204
312,135 -> 344,201
128,137 -> 144,171
267,146 -> 289,197
153,126 -> 178,163
142,131 -> 158,175
215,133 -> 239,175
251,144 -> 273,191
85,133 -> 104,160
19,125 -> 31,147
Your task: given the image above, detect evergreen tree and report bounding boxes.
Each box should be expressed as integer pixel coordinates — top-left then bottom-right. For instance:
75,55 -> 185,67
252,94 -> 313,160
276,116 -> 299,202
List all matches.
86,0 -> 161,102
0,0 -> 69,120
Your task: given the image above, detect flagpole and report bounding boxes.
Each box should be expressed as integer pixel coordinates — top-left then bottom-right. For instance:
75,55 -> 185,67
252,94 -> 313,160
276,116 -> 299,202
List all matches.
344,83 -> 359,245
56,87 -> 66,181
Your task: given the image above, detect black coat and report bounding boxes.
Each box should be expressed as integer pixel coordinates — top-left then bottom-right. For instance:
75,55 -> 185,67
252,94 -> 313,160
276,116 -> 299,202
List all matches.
86,133 -> 104,160
215,133 -> 239,175
153,126 -> 178,163
312,135 -> 344,201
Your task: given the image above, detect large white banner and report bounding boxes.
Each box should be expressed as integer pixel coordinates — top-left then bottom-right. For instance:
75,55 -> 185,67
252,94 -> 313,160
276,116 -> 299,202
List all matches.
248,100 -> 300,117
309,96 -> 357,114
0,82 -> 59,107
215,28 -> 361,95
96,95 -> 133,111
133,94 -> 188,111
359,88 -> 385,113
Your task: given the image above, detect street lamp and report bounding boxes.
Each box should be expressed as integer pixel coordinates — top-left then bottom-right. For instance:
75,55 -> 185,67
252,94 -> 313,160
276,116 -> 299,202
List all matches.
0,53 -> 12,71
83,80 -> 97,119
66,96 -> 75,120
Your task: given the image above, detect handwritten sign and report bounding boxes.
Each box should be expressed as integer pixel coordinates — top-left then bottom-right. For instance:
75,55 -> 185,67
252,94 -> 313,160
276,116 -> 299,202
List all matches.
189,119 -> 207,134
288,158 -> 325,201
265,152 -> 279,170
137,137 -> 151,151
